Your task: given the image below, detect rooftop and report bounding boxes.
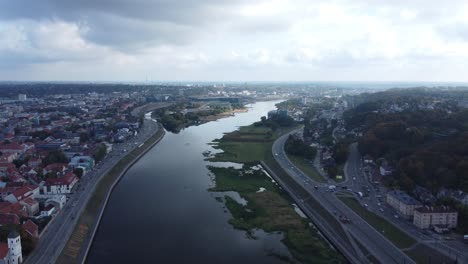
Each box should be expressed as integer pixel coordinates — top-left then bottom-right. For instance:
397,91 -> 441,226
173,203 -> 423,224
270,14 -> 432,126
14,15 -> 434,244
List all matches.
8,230 -> 19,239
415,206 -> 457,214
387,190 -> 421,206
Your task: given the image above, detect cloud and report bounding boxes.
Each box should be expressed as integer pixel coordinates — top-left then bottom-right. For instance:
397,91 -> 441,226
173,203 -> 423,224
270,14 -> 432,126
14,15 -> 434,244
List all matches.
1,0 -> 468,81
0,0 -> 252,50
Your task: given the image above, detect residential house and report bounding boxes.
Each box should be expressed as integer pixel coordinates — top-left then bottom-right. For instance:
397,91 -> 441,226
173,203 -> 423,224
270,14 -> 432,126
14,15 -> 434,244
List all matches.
40,204 -> 55,217
27,158 -> 42,168
438,188 -> 468,206
0,213 -> 20,225
379,164 -> 393,176
19,197 -> 39,216
0,144 -> 25,156
413,186 -> 436,205
22,220 -> 39,238
42,172 -> 78,194
0,202 -> 28,219
68,156 -> 94,171
413,206 -> 458,231
4,185 -> 39,203
42,163 -> 68,176
386,190 -> 422,218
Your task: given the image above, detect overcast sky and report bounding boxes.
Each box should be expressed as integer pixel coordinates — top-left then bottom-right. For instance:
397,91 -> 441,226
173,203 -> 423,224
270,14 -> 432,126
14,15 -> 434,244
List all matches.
1,0 -> 468,82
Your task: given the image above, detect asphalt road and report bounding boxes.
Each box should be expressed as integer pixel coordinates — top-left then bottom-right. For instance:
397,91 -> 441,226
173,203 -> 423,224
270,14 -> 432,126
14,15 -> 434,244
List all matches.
25,118 -> 159,264
272,130 -> 414,264
346,143 -> 468,263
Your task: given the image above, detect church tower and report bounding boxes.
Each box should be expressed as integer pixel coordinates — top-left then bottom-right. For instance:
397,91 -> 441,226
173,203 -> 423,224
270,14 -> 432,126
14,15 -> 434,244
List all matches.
7,231 -> 22,264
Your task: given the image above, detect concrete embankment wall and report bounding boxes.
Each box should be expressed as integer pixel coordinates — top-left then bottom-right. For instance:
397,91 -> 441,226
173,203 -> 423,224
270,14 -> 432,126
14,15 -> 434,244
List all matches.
79,125 -> 166,264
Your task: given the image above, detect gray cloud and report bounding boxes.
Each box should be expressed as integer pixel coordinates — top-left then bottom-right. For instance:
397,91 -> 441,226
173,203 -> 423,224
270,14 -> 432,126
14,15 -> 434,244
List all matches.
0,0 -> 251,50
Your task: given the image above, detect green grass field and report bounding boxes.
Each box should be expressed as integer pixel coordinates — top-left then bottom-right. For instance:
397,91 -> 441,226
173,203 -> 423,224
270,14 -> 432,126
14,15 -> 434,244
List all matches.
286,154 -> 326,183
337,196 -> 416,249
208,123 -> 347,263
404,244 -> 453,263
209,124 -> 296,163
209,165 -> 345,264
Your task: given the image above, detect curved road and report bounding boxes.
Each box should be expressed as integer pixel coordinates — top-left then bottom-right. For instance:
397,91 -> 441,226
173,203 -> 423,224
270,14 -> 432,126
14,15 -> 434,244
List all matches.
272,130 -> 414,264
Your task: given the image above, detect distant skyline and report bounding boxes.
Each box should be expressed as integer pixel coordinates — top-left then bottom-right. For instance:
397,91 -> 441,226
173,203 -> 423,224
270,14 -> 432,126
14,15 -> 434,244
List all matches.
1,0 -> 468,82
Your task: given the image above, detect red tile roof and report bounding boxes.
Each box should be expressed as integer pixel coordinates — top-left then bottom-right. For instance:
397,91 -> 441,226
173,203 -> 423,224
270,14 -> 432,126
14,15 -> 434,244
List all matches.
0,143 -> 24,151
12,185 -> 36,200
0,213 -> 20,225
0,187 -> 18,197
46,172 -> 77,186
0,202 -> 27,218
0,162 -> 15,170
23,219 -> 38,238
43,163 -> 68,172
0,202 -> 11,210
20,197 -> 37,207
0,243 -> 8,259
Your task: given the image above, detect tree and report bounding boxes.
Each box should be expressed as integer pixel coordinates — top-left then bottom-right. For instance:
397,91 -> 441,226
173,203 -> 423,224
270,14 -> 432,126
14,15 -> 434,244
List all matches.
327,166 -> 338,178
93,144 -> 107,163
42,150 -> 69,166
139,112 -> 145,125
79,132 -> 90,143
73,167 -> 84,178
333,143 -> 349,164
46,171 -> 58,179
285,135 -> 316,159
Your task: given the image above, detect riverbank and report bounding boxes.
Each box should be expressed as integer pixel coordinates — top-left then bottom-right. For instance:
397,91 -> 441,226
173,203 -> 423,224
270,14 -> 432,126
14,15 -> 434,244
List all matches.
208,123 -> 346,263
199,107 -> 249,122
56,123 -> 165,264
154,103 -> 248,133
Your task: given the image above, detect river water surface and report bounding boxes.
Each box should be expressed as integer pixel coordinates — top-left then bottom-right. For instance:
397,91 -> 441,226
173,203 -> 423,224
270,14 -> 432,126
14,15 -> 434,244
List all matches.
86,101 -> 292,263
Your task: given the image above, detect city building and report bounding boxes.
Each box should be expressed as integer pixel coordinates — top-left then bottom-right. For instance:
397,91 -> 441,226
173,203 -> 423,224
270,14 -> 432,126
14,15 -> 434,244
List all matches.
413,206 -> 458,231
18,94 -> 27,101
68,156 -> 95,171
386,190 -> 422,218
43,172 -> 78,194
22,220 -> 39,239
0,231 -> 22,264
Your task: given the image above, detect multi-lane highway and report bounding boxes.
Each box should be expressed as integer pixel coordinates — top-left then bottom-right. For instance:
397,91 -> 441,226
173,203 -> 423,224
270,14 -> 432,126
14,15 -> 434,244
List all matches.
25,118 -> 160,264
272,130 -> 414,264
345,143 -> 468,263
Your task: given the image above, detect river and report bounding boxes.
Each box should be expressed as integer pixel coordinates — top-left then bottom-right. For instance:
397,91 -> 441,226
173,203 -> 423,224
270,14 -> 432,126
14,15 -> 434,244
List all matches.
86,100 -> 292,263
